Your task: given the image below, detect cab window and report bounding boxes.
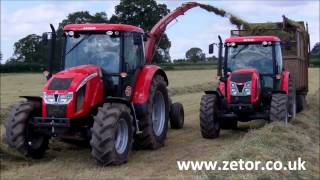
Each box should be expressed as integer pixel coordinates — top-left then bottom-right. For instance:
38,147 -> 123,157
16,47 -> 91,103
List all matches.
123,32 -> 143,72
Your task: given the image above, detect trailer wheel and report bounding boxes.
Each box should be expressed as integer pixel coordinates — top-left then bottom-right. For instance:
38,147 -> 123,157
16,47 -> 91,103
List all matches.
200,94 -> 220,138
270,94 -> 288,123
169,102 -> 184,129
134,75 -> 169,149
296,94 -> 306,113
90,103 -> 133,166
288,78 -> 296,121
4,101 -> 49,159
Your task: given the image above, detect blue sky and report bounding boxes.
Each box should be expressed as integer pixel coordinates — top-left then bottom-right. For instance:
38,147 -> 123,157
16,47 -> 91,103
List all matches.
1,0 -> 319,62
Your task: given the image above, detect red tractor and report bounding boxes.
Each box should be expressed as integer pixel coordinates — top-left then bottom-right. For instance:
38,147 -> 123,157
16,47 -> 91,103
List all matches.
4,3 -> 203,165
200,35 -> 297,138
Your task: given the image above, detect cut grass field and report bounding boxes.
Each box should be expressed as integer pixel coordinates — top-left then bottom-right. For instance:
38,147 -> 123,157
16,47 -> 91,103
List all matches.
0,69 -> 319,179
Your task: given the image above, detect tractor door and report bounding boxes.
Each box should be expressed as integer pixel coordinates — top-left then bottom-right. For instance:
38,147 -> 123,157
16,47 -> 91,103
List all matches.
121,32 -> 145,100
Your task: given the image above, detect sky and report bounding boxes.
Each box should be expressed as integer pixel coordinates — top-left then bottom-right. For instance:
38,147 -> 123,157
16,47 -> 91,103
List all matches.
1,0 -> 319,63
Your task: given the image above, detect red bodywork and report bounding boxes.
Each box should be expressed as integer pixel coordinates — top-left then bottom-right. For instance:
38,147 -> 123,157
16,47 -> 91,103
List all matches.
42,64 -> 164,119
280,71 -> 290,94
43,65 -> 104,118
132,65 -> 167,104
224,69 -> 261,104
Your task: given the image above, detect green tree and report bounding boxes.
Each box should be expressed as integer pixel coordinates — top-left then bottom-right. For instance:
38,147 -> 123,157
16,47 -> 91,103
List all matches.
110,0 -> 171,63
186,47 -> 206,62
7,34 -> 47,65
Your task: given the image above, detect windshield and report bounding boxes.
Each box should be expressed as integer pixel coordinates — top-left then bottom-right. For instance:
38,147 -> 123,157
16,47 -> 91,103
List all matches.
226,43 -> 273,74
64,33 -> 120,73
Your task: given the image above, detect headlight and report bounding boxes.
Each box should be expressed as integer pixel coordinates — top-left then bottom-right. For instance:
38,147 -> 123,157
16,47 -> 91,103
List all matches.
43,92 -> 73,104
243,81 -> 252,95
243,88 -> 251,95
43,93 -> 55,104
230,81 -> 238,96
58,93 -> 73,104
231,88 -> 238,96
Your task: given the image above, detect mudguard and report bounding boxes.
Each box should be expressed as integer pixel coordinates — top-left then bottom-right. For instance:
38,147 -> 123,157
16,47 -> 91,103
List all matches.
132,65 -> 168,105
280,71 -> 290,94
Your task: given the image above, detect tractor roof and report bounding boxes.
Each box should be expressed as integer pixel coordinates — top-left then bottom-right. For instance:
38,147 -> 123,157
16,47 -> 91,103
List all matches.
64,24 -> 144,33
225,36 -> 280,43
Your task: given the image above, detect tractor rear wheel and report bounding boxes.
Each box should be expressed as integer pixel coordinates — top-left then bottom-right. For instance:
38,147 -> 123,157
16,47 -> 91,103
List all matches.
169,102 -> 184,129
270,94 -> 289,123
200,94 -> 220,138
134,75 -> 169,149
288,78 -> 296,121
90,103 -> 133,166
4,101 -> 49,159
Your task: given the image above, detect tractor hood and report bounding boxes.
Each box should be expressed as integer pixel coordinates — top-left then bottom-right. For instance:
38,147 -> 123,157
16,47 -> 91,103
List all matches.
230,68 -> 259,82
43,64 -> 101,93
227,68 -> 261,104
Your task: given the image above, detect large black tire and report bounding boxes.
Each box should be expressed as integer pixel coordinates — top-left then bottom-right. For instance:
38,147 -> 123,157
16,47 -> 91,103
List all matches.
134,75 -> 169,149
200,94 -> 220,139
296,94 -> 306,113
90,103 -> 133,166
220,120 -> 238,130
288,78 -> 296,121
270,94 -> 289,123
169,102 -> 184,129
4,101 -> 49,159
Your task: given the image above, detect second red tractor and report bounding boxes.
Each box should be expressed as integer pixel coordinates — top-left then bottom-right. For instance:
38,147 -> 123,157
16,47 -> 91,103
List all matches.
200,35 -> 297,138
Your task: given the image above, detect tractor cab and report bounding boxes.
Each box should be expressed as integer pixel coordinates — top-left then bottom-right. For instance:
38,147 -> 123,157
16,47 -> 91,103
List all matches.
224,36 -> 282,95
62,24 -> 146,98
209,36 -> 283,106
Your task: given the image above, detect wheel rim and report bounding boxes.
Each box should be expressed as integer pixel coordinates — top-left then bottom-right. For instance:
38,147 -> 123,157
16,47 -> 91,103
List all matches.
152,91 -> 165,136
115,118 -> 129,154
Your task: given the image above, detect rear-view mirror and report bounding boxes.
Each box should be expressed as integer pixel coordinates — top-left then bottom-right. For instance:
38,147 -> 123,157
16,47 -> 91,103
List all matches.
209,44 -> 214,54
42,33 -> 48,43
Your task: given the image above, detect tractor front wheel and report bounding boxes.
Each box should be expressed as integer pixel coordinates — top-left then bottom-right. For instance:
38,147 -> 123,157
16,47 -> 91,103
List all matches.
200,94 -> 220,138
270,94 -> 289,123
134,75 -> 169,149
4,101 -> 49,159
90,103 -> 133,166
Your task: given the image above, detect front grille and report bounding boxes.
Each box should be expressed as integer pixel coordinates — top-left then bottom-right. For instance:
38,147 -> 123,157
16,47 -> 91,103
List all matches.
230,96 -> 251,104
48,78 -> 73,90
237,84 -> 244,92
46,104 -> 67,118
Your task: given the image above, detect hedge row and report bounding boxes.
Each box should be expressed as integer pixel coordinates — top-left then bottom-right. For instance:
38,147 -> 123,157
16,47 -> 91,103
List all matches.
0,63 -> 46,73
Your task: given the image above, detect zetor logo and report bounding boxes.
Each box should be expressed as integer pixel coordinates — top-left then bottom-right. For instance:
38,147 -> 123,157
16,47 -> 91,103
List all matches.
243,38 -> 255,42
82,27 -> 96,30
